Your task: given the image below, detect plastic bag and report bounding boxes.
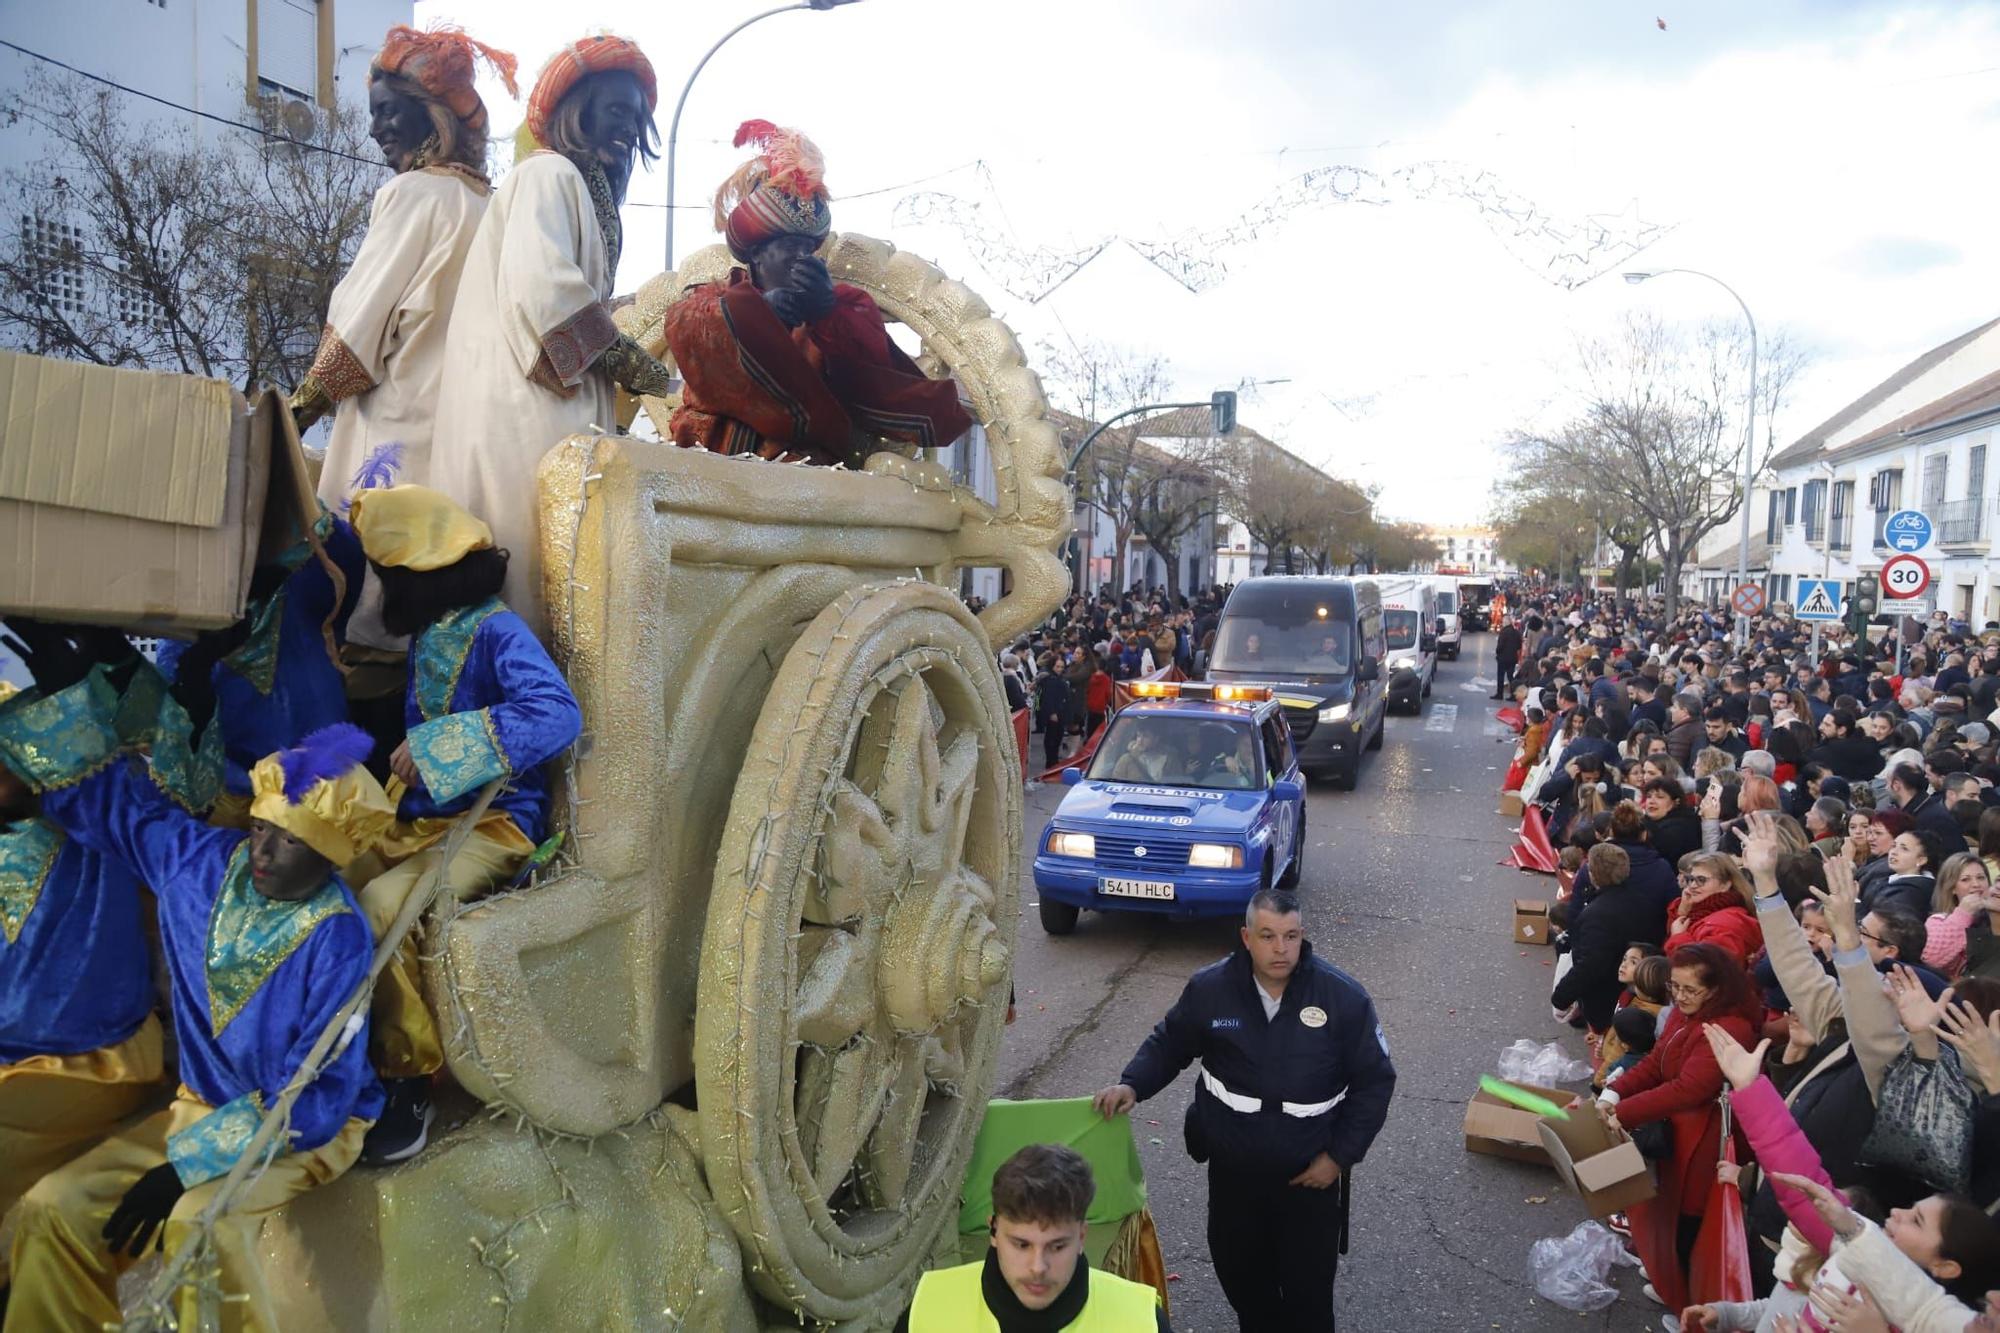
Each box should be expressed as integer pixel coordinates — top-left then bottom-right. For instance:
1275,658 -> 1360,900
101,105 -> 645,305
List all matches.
1497,1038 -> 1593,1086
1528,1220 -> 1639,1312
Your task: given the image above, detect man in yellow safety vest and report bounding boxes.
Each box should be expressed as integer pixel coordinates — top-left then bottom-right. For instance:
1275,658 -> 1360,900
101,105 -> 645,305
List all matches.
896,1143 -> 1169,1331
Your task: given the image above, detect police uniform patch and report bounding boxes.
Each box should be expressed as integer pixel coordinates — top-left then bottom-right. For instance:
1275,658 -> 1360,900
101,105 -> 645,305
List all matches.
1300,1005 -> 1327,1028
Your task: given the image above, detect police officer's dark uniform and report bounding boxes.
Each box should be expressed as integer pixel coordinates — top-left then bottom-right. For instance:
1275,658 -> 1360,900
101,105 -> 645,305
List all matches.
1119,937 -> 1395,1331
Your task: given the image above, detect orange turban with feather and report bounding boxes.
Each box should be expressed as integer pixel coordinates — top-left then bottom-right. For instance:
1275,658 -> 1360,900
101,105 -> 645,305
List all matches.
371,24 -> 519,134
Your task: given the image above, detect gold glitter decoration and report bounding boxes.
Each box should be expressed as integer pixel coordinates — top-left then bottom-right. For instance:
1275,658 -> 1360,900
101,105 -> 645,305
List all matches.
266,233 -> 1071,1328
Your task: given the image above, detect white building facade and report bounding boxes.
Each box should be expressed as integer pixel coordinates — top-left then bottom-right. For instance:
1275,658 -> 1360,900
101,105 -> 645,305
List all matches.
1416,526 -> 1510,577
1709,316 -> 2000,624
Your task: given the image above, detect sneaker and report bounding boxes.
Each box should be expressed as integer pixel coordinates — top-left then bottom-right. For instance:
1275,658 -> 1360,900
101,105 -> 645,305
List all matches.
1661,1318 -> 1681,1333
1606,1212 -> 1631,1238
1642,1282 -> 1665,1307
361,1077 -> 434,1165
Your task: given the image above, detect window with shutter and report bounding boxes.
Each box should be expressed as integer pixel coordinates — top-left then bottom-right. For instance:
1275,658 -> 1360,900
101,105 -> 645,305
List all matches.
1969,444 -> 1986,501
1922,454 -> 1947,511
257,0 -> 318,101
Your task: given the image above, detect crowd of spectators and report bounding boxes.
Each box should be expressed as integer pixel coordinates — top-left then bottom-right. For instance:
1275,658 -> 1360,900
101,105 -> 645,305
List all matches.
1500,585 -> 2000,1332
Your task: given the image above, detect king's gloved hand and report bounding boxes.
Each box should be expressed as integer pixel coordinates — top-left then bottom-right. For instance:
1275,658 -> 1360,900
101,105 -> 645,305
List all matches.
103,1163 -> 186,1257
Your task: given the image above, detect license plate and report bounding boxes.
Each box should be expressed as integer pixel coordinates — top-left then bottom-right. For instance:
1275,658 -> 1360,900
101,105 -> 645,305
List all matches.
1099,877 -> 1176,900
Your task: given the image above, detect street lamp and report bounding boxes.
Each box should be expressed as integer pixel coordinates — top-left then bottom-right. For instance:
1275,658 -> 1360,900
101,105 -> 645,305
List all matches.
664,0 -> 865,272
1623,268 -> 1759,646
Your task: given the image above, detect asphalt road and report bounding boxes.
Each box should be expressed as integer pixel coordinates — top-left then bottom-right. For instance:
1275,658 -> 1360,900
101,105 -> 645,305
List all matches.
995,633 -> 1663,1333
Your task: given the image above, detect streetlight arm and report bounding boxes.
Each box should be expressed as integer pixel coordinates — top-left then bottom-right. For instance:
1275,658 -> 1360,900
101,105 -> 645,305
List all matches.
1066,401 -> 1216,474
664,2 -> 813,272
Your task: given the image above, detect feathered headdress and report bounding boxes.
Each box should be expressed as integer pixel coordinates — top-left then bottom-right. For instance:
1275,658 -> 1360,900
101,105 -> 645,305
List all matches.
342,440 -> 404,512
249,723 -> 395,866
372,23 -> 520,132
277,723 -> 374,802
715,119 -> 832,261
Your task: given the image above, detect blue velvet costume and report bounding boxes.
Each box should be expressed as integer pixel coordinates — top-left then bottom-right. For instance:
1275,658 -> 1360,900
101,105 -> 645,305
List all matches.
398,597 -> 581,840
2,676 -> 384,1186
155,514 -> 364,801
0,817 -> 152,1065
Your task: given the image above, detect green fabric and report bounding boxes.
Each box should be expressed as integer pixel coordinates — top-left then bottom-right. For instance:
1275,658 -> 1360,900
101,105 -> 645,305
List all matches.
167,1091 -> 265,1188
413,598 -> 504,721
204,843 -> 351,1037
0,816 -> 64,945
957,1097 -> 1148,1236
0,671 -> 121,791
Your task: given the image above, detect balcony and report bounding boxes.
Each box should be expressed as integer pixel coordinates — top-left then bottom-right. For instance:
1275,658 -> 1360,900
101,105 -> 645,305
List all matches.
1828,511 -> 1852,553
1936,498 -> 1986,548
1872,509 -> 1893,551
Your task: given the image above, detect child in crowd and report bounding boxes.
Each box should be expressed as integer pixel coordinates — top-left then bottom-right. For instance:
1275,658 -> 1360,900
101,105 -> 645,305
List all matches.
1592,943 -> 1667,1089
1629,953 -> 1673,1039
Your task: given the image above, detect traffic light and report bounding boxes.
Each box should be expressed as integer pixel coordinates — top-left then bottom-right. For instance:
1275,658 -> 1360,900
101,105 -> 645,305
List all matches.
1211,390 -> 1237,437
1850,572 -> 1879,634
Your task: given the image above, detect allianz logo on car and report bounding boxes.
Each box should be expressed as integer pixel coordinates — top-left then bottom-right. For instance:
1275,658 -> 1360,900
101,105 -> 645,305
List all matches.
1102,811 -> 1197,825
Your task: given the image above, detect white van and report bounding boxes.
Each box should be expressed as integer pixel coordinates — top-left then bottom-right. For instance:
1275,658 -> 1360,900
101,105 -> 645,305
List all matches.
1370,576 -> 1438,713
1429,577 -> 1463,660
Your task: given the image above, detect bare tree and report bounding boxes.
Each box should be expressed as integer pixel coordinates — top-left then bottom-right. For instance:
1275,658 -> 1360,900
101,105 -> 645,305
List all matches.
0,67 -> 383,391
1039,338 -> 1178,592
1515,312 -> 1805,618
1222,433 -> 1371,575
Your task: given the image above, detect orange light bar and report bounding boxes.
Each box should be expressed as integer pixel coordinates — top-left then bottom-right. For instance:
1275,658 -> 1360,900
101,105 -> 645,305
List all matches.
1129,681 -> 1180,698
1211,685 -> 1273,702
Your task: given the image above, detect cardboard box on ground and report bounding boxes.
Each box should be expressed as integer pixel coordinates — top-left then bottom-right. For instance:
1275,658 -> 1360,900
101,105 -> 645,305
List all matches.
1537,1112 -> 1655,1219
1462,1078 -> 1565,1165
1513,898 -> 1551,944
0,350 -> 319,634
1497,790 -> 1525,817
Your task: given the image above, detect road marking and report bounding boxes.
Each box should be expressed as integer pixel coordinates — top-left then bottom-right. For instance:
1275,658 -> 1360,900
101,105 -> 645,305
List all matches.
1425,704 -> 1458,733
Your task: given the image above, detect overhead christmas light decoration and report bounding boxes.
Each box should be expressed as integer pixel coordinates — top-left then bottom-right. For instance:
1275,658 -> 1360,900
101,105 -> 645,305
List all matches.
893,159 -> 1674,304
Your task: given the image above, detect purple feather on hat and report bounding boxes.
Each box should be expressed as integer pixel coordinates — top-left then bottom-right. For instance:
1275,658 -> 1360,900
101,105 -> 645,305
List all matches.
341,441 -> 405,512
278,723 -> 374,801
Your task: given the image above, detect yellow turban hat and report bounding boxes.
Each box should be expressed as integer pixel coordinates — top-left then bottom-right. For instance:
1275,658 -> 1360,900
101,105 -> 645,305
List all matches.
247,724 -> 396,866
350,484 -> 494,572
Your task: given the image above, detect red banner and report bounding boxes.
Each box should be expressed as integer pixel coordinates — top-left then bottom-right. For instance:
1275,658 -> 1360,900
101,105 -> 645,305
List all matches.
1012,708 -> 1029,777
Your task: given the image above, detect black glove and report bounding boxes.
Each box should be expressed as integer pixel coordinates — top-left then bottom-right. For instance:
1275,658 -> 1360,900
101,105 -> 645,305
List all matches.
168,620 -> 250,744
103,1162 -> 185,1257
764,287 -> 808,328
788,257 -> 837,322
0,618 -> 91,695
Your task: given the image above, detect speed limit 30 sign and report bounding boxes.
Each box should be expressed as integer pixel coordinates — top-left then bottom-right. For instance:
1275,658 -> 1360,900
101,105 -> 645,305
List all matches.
1881,554 -> 1932,600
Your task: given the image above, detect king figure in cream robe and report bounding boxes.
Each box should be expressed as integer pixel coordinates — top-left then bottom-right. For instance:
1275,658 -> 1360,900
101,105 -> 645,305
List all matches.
294,24 -> 519,647
429,35 -> 674,638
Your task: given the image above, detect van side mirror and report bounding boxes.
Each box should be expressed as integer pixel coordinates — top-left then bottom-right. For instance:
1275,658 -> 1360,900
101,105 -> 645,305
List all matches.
1356,657 -> 1380,683
1435,617 -> 1448,637
1060,767 -> 1083,785
1270,778 -> 1304,802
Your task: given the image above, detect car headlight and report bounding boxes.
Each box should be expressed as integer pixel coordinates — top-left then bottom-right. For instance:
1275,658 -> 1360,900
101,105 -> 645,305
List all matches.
1046,830 -> 1095,858
1187,843 -> 1243,869
1318,702 -> 1350,722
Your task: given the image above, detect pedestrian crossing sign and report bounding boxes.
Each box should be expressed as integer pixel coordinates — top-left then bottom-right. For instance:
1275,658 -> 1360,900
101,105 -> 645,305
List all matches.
1796,578 -> 1843,622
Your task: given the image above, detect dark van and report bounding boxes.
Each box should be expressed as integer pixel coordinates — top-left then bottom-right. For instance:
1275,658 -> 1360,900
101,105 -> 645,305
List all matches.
1204,576 -> 1387,788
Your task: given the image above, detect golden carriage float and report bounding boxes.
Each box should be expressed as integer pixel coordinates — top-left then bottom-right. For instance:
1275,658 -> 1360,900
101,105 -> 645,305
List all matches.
259,235 -> 1072,1330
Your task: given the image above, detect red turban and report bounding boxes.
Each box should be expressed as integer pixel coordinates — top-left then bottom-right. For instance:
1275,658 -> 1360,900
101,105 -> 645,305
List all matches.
526,35 -> 659,147
371,24 -> 518,133
715,120 -> 832,261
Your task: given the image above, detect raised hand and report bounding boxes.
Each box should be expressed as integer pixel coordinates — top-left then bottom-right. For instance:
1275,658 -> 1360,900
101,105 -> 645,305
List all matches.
1766,1171 -> 1862,1242
1701,1022 -> 1770,1092
1810,856 -> 1861,948
1885,966 -> 1942,1035
1938,998 -> 2000,1095
1739,809 -> 1783,876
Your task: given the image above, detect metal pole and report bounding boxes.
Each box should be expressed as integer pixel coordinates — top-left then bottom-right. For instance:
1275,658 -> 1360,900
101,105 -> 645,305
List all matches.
664,2 -> 812,274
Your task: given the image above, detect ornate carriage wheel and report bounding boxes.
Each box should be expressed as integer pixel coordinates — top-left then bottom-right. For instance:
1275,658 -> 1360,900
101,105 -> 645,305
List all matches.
695,582 -> 1021,1322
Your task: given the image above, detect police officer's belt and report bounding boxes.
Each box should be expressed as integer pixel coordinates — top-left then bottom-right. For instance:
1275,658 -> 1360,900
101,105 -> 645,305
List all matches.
1200,1067 -> 1346,1117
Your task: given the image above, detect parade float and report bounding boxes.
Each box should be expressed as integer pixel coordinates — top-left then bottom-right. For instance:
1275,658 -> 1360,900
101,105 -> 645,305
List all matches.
247,234 -> 1071,1330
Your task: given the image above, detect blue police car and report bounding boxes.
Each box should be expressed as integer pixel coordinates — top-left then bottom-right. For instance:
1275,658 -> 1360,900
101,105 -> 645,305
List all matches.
1032,682 -> 1306,934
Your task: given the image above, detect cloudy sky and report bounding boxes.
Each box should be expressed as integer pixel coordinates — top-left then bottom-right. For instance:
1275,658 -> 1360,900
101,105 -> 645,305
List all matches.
418,0 -> 2000,524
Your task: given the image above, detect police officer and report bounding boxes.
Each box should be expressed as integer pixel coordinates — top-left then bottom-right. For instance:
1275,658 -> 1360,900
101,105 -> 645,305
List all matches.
1092,888 -> 1395,1332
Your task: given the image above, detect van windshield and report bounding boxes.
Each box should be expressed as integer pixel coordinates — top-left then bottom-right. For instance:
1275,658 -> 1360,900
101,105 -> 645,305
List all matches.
1211,612 -> 1352,676
1435,590 -> 1457,615
1086,714 -> 1264,790
1383,610 -> 1419,650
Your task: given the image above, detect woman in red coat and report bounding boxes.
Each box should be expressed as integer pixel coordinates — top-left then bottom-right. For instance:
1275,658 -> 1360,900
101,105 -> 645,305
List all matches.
1600,942 -> 1761,1312
1664,852 -> 1763,967
1084,660 -> 1113,738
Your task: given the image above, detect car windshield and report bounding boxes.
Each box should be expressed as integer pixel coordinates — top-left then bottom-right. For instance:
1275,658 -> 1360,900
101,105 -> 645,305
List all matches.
1085,713 -> 1264,790
1384,610 -> 1419,649
1211,593 -> 1353,676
